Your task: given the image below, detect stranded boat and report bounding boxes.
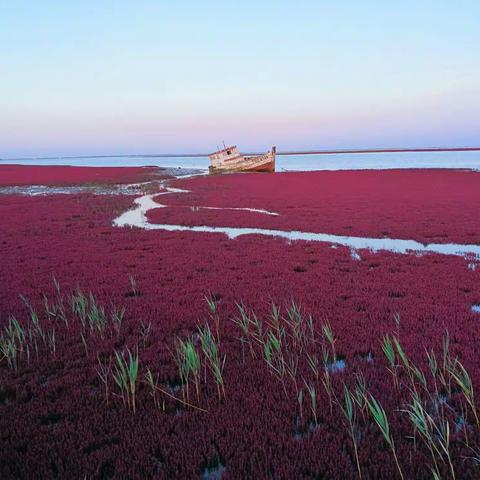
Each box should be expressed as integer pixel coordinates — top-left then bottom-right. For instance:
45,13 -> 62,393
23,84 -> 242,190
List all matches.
208,145 -> 276,174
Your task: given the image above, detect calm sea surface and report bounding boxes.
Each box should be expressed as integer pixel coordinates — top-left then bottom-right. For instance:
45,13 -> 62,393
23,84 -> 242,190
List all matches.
2,151 -> 480,171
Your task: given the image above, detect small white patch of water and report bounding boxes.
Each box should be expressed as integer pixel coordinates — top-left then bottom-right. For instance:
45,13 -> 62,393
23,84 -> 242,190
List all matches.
193,206 -> 278,216
327,359 -> 346,373
351,249 -> 361,261
472,304 -> 480,314
161,186 -> 190,194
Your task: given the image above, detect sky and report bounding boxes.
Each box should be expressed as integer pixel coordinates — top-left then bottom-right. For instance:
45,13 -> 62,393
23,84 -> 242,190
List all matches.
1,1 -> 479,157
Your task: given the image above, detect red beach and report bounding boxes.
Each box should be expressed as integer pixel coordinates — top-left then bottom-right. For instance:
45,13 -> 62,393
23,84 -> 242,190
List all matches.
1,165 -> 480,479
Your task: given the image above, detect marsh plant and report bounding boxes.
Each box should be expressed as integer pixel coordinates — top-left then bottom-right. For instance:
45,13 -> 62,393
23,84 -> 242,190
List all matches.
71,287 -> 126,340
129,275 -> 139,297
205,294 -> 221,343
43,277 -> 68,326
96,353 -> 112,405
112,348 -> 139,413
304,382 -> 318,425
342,385 -> 362,479
0,317 -> 24,370
139,320 -> 152,347
403,393 -> 455,479
145,368 -> 161,410
448,359 -> 479,428
174,337 -> 201,401
382,334 -> 398,388
321,322 -> 337,363
0,297 -> 58,370
4,288 -> 480,479
198,322 -> 226,400
364,393 -> 404,480
111,305 -> 126,337
232,302 -> 263,360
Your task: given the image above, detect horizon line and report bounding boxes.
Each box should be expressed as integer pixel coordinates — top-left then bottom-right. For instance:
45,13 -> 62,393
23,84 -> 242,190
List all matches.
2,145 -> 480,161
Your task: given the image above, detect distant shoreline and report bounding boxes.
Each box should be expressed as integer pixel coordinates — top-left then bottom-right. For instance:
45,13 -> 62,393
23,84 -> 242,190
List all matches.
3,146 -> 480,161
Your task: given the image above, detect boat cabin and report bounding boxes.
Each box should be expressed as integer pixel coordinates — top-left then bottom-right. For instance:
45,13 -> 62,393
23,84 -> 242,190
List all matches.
208,146 -> 242,167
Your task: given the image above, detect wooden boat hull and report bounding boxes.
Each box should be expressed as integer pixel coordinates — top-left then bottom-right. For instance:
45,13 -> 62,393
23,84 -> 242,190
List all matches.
209,148 -> 275,174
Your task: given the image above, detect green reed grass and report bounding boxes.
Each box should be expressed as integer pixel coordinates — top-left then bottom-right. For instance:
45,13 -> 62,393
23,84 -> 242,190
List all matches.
232,302 -> 252,363
0,318 -> 21,370
306,353 -> 320,382
21,296 -> 45,343
52,277 -> 68,326
285,301 -> 307,350
71,289 -> 88,327
113,348 -> 139,413
382,334 -> 398,388
175,337 -> 201,401
198,323 -> 225,400
448,359 -> 479,428
205,294 -> 221,343
364,393 -> 404,480
322,322 -> 337,363
87,293 -> 107,335
342,384 -> 362,479
403,393 -> 455,479
353,373 -> 367,415
263,331 -> 286,390
111,305 -> 125,337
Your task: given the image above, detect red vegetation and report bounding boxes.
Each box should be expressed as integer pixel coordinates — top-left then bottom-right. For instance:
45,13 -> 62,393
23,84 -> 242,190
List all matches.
0,168 -> 480,479
160,169 -> 480,244
0,164 -> 161,186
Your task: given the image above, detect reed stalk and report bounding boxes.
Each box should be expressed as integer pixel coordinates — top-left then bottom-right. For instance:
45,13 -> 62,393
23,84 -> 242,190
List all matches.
205,294 -> 221,343
113,348 -> 139,413
198,323 -> 225,400
343,384 -> 362,479
364,393 -> 404,480
96,353 -> 111,405
448,359 -> 479,428
305,381 -> 318,425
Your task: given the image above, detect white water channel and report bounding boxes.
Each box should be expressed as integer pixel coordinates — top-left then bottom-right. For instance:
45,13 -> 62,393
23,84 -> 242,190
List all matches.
113,180 -> 480,262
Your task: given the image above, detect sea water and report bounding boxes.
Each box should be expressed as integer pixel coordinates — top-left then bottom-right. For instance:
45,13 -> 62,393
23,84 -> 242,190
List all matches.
2,150 -> 480,171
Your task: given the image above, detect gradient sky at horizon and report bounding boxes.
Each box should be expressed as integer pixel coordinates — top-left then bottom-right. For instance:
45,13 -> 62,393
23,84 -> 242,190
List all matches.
1,1 -> 479,157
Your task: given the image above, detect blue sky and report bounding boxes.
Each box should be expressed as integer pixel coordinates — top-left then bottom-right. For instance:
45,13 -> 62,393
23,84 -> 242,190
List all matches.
1,1 -> 479,157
